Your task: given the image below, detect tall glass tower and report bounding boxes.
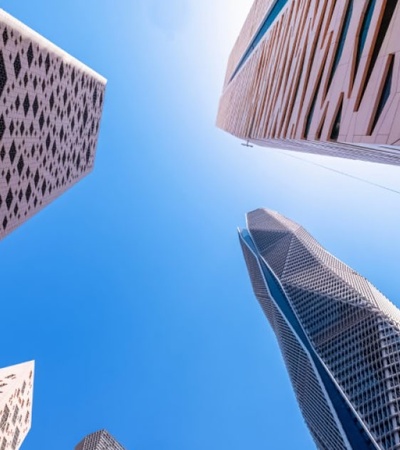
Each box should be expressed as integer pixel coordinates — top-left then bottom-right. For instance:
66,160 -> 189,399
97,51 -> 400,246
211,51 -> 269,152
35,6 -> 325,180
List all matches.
239,209 -> 400,450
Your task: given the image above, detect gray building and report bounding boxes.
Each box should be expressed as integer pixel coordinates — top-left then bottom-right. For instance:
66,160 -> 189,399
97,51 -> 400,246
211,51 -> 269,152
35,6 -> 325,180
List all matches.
75,430 -> 125,450
239,209 -> 400,450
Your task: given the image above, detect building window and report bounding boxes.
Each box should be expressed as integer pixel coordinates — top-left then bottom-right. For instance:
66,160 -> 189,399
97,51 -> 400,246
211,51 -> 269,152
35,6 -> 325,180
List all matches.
11,427 -> 20,450
369,55 -> 394,135
330,96 -> 343,141
326,0 -> 353,93
355,0 -> 398,110
353,0 -> 376,87
0,405 -> 9,430
12,406 -> 19,425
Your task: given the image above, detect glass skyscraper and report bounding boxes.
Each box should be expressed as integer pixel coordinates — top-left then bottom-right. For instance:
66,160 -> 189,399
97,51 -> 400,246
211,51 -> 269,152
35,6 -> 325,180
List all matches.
239,209 -> 400,450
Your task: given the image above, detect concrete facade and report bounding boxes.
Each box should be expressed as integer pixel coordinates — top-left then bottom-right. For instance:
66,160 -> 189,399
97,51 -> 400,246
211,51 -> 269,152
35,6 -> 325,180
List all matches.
0,9 -> 106,239
217,0 -> 400,165
0,361 -> 34,450
75,430 -> 125,450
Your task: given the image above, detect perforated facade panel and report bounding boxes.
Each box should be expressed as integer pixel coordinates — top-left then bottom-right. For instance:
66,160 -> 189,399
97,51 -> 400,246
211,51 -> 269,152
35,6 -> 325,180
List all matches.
0,9 -> 106,239
239,209 -> 400,449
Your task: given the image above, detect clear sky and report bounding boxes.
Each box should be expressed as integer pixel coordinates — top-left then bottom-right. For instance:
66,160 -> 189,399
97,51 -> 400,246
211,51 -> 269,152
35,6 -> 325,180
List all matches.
1,1 -> 400,450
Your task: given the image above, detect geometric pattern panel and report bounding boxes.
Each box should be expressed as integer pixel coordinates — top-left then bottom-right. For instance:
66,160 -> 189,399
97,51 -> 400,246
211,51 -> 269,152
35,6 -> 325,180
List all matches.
259,234 -> 292,278
319,315 -> 400,450
239,234 -> 279,331
75,430 -> 126,450
0,361 -> 34,450
273,304 -> 349,450
239,235 -> 349,450
0,10 -> 106,239
217,0 -> 400,165
241,208 -> 400,449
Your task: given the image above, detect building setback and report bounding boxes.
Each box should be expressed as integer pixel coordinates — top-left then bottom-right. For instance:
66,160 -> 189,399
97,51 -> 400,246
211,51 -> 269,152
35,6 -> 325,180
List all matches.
0,361 -> 34,450
75,430 -> 126,450
217,0 -> 400,165
0,9 -> 106,239
239,209 -> 400,450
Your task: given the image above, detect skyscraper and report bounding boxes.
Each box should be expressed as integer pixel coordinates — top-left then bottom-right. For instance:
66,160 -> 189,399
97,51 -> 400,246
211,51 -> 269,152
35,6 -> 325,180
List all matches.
0,9 -> 106,239
239,209 -> 400,450
217,1 -> 400,165
75,430 -> 126,450
0,360 -> 34,450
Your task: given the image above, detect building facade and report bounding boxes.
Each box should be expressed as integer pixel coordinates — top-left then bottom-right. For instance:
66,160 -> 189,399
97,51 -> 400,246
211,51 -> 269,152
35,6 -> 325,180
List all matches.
0,361 -> 34,450
75,430 -> 125,450
0,9 -> 106,239
239,209 -> 400,449
217,0 -> 400,165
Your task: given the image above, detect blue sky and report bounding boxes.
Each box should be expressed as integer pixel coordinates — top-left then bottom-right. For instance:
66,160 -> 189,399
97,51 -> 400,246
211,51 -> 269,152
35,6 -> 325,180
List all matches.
1,1 -> 400,449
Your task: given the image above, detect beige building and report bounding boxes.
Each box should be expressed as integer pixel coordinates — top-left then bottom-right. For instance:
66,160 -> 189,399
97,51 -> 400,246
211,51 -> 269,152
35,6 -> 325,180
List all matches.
217,0 -> 400,165
0,361 -> 34,450
0,9 -> 106,239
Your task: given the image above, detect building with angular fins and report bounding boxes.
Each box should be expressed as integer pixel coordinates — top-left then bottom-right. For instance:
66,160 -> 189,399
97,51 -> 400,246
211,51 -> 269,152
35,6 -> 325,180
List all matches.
0,361 -> 34,450
0,9 -> 106,239
239,209 -> 400,450
75,430 -> 126,450
217,1 -> 400,166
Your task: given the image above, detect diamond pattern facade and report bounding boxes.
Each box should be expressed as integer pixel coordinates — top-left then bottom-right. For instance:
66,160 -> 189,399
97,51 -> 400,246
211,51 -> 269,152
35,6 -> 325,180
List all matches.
75,430 -> 125,450
217,0 -> 400,165
0,9 -> 106,239
239,209 -> 400,449
0,361 -> 34,450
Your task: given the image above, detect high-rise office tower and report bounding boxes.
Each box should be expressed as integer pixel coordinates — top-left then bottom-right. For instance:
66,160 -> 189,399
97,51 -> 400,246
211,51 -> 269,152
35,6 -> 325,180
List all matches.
0,361 -> 34,450
0,9 -> 106,239
239,209 -> 400,449
217,1 -> 400,165
75,430 -> 126,450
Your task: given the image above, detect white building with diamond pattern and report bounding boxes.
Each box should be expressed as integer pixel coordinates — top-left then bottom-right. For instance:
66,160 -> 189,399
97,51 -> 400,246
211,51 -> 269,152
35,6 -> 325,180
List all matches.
0,9 -> 106,239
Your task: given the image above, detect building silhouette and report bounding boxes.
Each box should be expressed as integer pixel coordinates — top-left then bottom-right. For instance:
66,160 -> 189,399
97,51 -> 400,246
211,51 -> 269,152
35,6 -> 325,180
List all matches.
0,361 -> 34,450
75,430 -> 125,450
0,9 -> 106,239
239,209 -> 400,449
217,1 -> 400,165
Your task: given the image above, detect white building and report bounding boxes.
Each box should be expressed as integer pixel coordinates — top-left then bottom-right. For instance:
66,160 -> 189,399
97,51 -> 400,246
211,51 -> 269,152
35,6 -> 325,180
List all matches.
0,361 -> 34,450
0,9 -> 106,239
